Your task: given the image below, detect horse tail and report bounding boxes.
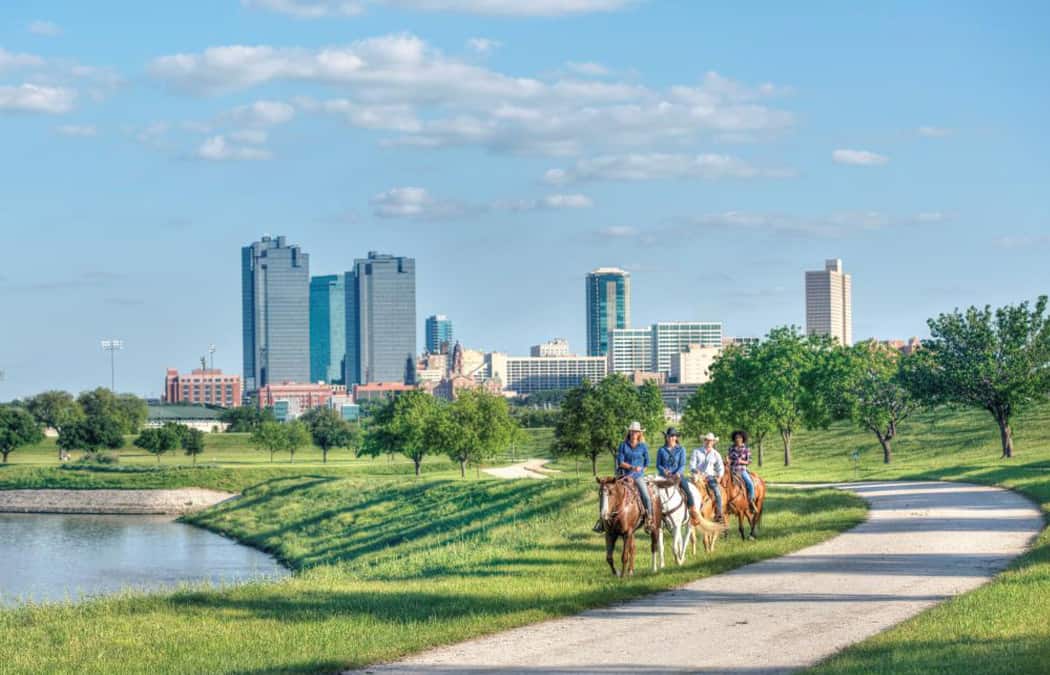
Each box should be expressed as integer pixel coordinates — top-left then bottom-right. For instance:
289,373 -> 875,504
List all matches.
693,514 -> 723,536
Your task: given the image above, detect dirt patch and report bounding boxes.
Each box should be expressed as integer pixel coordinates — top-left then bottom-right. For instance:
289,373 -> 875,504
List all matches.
0,488 -> 237,515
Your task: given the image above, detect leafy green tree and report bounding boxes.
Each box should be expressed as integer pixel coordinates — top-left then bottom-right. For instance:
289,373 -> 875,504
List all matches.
753,327 -> 829,466
637,380 -> 666,437
911,297 -> 1050,458
57,413 -> 125,455
284,420 -> 312,463
252,420 -> 287,463
681,382 -> 727,446
25,391 -> 83,431
810,342 -> 921,464
75,388 -> 147,435
0,405 -> 44,463
552,380 -> 599,474
116,394 -> 148,434
360,391 -> 446,476
134,426 -> 180,464
443,390 -> 518,478
181,428 -> 206,465
302,407 -> 360,463
219,406 -> 275,433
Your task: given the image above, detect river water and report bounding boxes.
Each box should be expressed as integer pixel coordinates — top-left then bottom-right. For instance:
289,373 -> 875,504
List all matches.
0,513 -> 288,607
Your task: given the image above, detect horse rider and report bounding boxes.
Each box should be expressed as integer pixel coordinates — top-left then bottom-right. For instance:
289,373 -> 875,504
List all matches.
657,427 -> 703,526
593,421 -> 654,533
727,430 -> 758,513
689,432 -> 725,523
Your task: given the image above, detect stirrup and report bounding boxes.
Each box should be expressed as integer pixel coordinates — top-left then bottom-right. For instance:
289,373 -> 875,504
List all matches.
593,519 -> 605,533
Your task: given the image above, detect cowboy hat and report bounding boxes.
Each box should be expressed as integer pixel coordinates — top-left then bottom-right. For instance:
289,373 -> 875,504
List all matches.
664,427 -> 680,437
627,421 -> 644,432
703,432 -> 719,442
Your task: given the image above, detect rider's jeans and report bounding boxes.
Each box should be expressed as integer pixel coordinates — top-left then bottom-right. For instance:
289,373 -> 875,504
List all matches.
633,475 -> 652,516
705,476 -> 723,514
738,469 -> 756,502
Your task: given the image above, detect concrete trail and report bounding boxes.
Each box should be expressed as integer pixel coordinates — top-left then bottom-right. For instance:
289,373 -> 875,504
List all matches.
352,481 -> 1043,674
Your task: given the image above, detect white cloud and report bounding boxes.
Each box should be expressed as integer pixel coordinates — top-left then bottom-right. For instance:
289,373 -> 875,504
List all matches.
196,135 -> 272,160
994,234 -> 1050,249
228,99 -> 296,126
596,225 -> 638,238
545,153 -> 785,183
28,20 -> 62,37
566,61 -> 609,77
0,84 -> 75,114
246,0 -> 633,17
918,126 -> 952,138
496,193 -> 594,211
832,148 -> 889,166
371,187 -> 471,219
229,128 -> 269,144
0,47 -> 45,70
151,38 -> 793,156
915,211 -> 946,223
683,209 -> 943,238
467,37 -> 501,55
56,124 -> 97,137
241,0 -> 364,18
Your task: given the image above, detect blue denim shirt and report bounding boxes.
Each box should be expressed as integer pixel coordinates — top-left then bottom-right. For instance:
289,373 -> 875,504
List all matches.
656,444 -> 686,477
616,441 -> 649,477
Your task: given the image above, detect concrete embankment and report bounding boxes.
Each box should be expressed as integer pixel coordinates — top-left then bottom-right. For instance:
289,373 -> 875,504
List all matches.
0,488 -> 237,515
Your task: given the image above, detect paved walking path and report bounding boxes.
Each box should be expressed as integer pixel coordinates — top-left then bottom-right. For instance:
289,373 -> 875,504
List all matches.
353,481 -> 1043,674
482,459 -> 555,480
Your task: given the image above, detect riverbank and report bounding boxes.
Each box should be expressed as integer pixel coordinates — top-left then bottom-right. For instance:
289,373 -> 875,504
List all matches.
0,488 -> 237,515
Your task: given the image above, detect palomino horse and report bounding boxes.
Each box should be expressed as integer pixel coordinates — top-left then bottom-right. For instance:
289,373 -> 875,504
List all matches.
719,470 -> 766,540
688,477 -> 727,555
596,476 -> 663,577
656,478 -> 723,566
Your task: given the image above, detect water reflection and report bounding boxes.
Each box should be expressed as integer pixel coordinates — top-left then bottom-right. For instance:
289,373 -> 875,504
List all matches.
0,513 -> 288,607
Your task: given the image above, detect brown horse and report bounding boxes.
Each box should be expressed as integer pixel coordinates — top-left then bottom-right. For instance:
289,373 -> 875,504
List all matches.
719,471 -> 766,540
595,476 -> 663,577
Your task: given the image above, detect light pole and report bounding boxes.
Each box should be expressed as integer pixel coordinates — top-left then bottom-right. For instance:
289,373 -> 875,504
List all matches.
208,344 -> 216,371
101,339 -> 124,391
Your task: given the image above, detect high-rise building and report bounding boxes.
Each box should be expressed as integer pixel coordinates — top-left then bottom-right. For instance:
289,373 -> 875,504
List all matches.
345,252 -> 417,385
806,258 -> 853,346
670,344 -> 721,385
425,314 -> 454,354
586,267 -> 631,356
242,235 -> 310,391
310,275 -> 346,384
608,328 -> 654,374
651,322 -> 723,375
531,338 -> 571,357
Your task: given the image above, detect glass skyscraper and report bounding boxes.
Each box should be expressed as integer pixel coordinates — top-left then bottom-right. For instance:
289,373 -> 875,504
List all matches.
344,252 -> 417,385
585,267 -> 631,357
425,314 -> 453,354
310,275 -> 346,383
242,235 -> 310,391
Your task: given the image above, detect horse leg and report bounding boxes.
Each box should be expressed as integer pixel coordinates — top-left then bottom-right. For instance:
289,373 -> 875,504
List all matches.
656,526 -> 665,570
688,525 -> 697,556
623,532 -> 634,578
738,512 -> 746,541
606,532 -> 619,577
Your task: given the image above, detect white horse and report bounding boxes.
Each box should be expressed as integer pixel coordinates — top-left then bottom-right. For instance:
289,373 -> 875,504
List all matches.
655,480 -> 698,566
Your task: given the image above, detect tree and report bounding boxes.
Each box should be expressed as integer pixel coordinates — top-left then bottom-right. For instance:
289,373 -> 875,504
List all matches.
637,380 -> 666,437
57,413 -> 125,455
134,426 -> 180,464
442,390 -> 518,478
76,388 -> 147,435
219,406 -> 275,433
753,327 -> 829,466
811,342 -> 921,464
252,420 -> 287,463
181,428 -> 206,465
25,390 -> 82,432
0,405 -> 44,463
302,407 -> 360,463
284,420 -> 312,463
116,394 -> 148,434
693,344 -> 776,466
912,297 -> 1050,458
552,374 -> 653,475
361,391 -> 446,476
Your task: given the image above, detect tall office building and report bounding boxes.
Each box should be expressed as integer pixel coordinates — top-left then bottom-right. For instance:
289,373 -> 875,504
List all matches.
310,275 -> 346,383
586,267 -> 631,357
242,235 -> 310,391
345,252 -> 417,385
608,328 -> 654,374
651,322 -> 723,375
805,258 -> 853,346
425,314 -> 454,354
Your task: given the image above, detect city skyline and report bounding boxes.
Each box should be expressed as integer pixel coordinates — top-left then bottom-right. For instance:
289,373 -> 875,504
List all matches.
2,3 -> 1048,399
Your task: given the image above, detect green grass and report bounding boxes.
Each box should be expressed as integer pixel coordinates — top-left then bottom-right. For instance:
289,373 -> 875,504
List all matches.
0,474 -> 864,673
0,428 -> 556,491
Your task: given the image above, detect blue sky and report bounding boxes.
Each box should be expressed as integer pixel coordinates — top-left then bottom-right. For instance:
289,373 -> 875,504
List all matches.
1,0 -> 1048,400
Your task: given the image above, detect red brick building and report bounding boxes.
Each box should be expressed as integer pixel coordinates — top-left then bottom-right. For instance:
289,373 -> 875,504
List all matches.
164,368 -> 242,408
257,382 -> 346,411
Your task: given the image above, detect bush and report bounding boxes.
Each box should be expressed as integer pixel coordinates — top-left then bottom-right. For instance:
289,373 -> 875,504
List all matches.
73,451 -> 120,466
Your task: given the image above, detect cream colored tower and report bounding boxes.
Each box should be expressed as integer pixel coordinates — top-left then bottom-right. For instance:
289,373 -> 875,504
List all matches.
805,258 -> 852,345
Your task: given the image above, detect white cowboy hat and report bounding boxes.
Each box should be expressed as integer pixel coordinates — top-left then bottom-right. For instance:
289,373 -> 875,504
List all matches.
627,421 -> 644,432
703,432 -> 719,442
